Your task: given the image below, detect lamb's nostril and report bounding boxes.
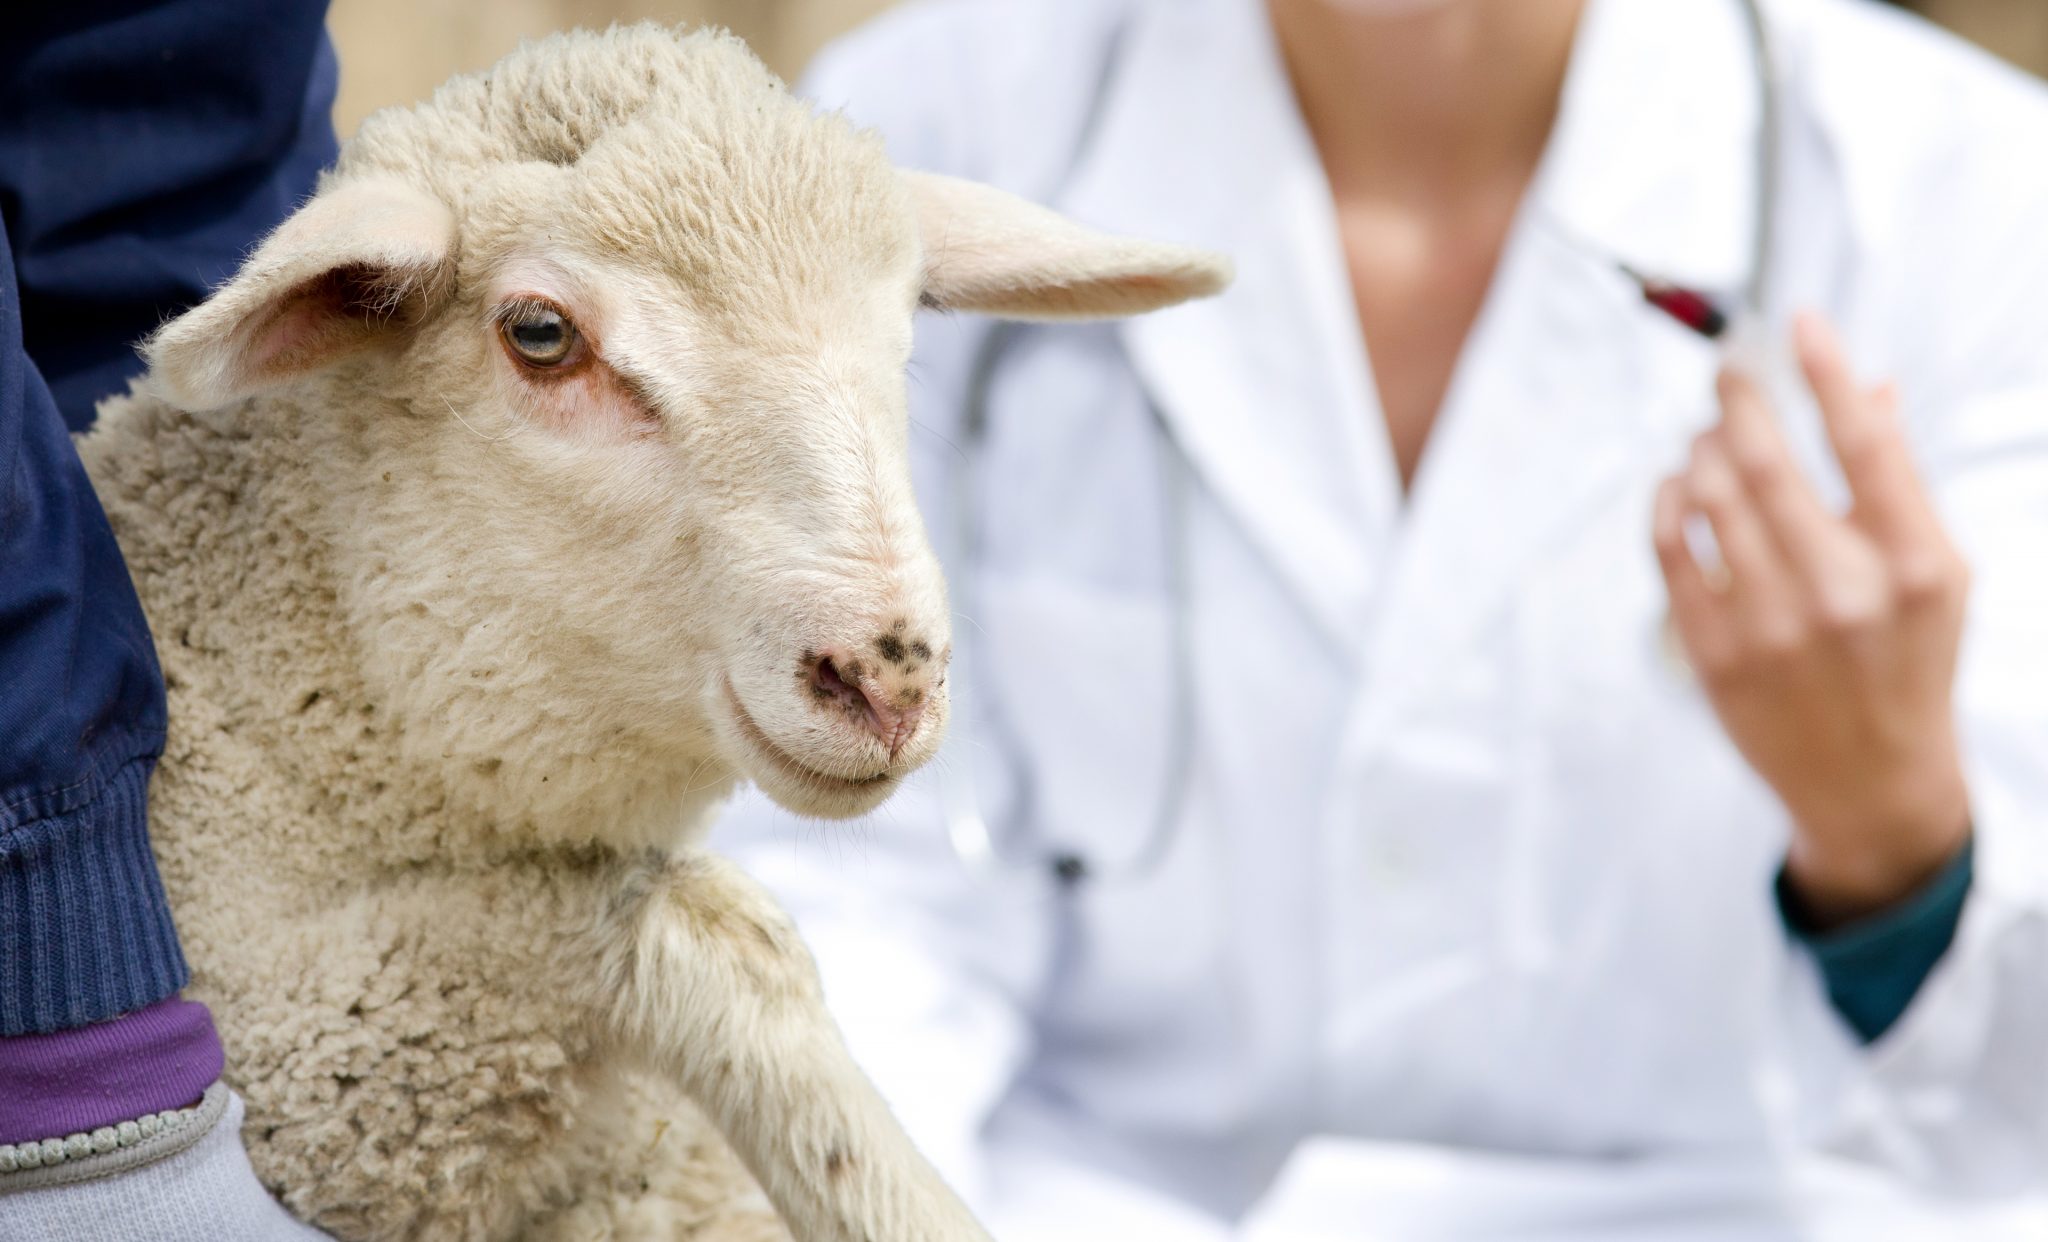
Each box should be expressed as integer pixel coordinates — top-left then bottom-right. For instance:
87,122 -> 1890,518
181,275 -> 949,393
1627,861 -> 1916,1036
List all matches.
808,648 -> 930,759
810,655 -> 868,715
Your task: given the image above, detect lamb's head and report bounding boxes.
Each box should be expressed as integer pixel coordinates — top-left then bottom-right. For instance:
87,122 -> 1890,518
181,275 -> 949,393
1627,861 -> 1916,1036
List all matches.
140,26 -> 1227,830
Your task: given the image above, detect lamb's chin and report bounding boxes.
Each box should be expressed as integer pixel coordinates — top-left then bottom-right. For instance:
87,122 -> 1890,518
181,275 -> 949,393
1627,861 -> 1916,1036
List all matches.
734,734 -> 902,819
751,765 -> 902,821
714,691 -> 900,820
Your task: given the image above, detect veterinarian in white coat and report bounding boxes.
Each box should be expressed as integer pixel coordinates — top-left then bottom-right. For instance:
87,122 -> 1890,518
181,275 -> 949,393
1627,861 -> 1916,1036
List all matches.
716,0 -> 2048,1236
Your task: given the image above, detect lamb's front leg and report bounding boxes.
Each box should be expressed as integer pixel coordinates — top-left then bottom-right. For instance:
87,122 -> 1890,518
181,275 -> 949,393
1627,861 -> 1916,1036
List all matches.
598,852 -> 992,1242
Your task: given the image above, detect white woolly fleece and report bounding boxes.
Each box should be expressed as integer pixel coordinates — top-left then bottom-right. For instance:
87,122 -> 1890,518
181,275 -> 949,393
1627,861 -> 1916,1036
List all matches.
77,22 -> 1226,1242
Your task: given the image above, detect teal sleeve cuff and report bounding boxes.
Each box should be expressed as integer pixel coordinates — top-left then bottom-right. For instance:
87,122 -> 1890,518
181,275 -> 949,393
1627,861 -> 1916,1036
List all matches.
1776,837 -> 1974,1045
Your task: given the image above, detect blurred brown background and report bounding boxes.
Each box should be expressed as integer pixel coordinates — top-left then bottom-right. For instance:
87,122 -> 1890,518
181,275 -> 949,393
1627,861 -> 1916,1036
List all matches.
1916,0 -> 2048,78
329,0 -> 2047,136
329,0 -> 892,134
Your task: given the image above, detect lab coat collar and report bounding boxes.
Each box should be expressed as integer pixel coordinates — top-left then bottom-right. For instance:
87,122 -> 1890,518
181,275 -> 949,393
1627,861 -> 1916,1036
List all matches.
1056,0 -> 1392,656
1539,0 -> 1764,305
1056,0 -> 1765,674
1347,0 -> 1770,726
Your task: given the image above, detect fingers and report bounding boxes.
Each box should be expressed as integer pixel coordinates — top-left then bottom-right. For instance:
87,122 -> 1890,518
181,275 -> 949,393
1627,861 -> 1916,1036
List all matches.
1713,367 -> 1840,581
1658,319 -> 1968,692
1715,365 -> 1907,631
1657,364 -> 1865,677
1683,431 -> 1777,593
1795,313 -> 1941,553
1796,314 -> 1969,612
1653,474 -> 1733,669
1654,424 -> 1801,679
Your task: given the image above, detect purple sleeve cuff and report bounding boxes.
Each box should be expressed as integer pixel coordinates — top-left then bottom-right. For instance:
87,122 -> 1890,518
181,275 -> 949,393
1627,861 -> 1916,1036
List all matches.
0,995 -> 222,1144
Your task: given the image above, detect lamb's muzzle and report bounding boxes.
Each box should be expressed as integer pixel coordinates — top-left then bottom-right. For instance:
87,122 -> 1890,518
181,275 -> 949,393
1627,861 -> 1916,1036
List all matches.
718,625 -> 948,817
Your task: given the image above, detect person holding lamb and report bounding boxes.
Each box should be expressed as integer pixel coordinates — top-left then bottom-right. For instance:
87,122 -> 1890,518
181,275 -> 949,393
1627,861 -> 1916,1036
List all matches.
1,2 -> 339,1235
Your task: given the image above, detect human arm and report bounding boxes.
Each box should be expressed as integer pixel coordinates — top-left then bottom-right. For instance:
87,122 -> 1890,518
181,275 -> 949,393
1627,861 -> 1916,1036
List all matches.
0,3 -> 338,1229
0,204 -> 176,1038
1652,164 -> 2048,1191
0,0 -> 335,1033
0,2 -> 340,432
1653,318 -> 1973,935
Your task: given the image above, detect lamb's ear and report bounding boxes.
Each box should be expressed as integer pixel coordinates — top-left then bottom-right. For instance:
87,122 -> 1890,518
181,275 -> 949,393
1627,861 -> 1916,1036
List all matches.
144,177 -> 456,410
907,171 -> 1231,320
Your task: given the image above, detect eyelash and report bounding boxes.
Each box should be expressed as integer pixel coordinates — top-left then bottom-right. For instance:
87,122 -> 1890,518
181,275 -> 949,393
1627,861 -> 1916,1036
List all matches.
494,297 -> 564,331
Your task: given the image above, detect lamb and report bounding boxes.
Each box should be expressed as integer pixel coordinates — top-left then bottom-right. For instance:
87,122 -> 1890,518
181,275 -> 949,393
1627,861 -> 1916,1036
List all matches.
72,24 -> 1226,1242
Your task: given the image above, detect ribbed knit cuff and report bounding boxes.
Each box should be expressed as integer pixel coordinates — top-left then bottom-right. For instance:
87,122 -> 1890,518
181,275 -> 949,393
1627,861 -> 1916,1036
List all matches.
0,752 -> 187,1035
0,996 -> 223,1143
1777,836 -> 1974,1045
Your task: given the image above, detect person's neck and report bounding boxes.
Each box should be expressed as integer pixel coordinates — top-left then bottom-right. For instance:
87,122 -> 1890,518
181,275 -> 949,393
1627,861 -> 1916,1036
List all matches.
1267,0 -> 1587,204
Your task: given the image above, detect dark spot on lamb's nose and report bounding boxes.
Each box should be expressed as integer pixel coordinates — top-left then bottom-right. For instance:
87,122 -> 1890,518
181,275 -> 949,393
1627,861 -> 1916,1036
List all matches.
875,634 -> 906,664
910,640 -> 933,662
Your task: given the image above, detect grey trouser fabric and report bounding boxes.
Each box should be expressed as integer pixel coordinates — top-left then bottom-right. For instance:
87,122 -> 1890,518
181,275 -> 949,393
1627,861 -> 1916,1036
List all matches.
0,1084 -> 330,1240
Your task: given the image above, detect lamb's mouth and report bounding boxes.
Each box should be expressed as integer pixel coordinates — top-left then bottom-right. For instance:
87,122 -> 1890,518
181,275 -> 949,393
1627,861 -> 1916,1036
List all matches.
722,679 -> 896,796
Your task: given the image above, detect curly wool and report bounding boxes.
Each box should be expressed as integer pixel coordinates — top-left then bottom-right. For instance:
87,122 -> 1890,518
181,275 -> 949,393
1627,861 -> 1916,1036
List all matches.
74,26 -> 895,1241
340,24 -> 908,336
74,21 -> 1227,1239
82,380 -> 789,1242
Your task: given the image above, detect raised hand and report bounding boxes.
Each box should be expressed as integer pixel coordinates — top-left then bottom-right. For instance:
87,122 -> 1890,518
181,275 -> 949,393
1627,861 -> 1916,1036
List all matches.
1653,314 -> 1973,927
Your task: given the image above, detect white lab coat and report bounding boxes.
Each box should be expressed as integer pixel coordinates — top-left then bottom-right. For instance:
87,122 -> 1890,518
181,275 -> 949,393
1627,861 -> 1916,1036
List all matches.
714,0 -> 2048,1237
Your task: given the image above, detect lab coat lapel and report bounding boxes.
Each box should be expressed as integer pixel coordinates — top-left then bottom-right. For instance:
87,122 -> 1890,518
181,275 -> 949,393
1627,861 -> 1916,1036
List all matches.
1056,0 -> 1395,655
1346,0 -> 1764,738
1048,0 -> 1764,687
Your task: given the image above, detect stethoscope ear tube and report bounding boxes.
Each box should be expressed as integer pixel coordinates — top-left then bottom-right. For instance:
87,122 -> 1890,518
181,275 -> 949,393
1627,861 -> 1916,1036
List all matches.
1736,0 -> 1781,322
940,327 -> 1199,889
939,9 -> 1193,889
1592,0 -> 1779,340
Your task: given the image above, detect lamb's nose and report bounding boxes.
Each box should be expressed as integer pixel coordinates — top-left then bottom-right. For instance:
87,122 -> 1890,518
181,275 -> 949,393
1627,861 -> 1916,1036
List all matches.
808,643 -> 936,758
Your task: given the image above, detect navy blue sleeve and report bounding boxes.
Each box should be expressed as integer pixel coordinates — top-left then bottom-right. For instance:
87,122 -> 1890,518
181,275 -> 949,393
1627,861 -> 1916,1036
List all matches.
1,2 -> 339,432
1777,838 -> 1975,1045
0,1 -> 336,1036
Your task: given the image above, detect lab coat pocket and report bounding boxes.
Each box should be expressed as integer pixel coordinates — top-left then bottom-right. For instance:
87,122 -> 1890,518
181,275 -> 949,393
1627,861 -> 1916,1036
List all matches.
973,571 -> 1179,873
975,570 -> 1232,1029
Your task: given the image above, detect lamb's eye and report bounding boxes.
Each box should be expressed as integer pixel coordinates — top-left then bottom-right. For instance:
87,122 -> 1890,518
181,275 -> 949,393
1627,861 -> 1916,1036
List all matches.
501,306 -> 578,367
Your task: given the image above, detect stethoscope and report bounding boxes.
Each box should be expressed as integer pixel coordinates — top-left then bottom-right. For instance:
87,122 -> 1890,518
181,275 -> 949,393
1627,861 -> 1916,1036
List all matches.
942,0 -> 1783,888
